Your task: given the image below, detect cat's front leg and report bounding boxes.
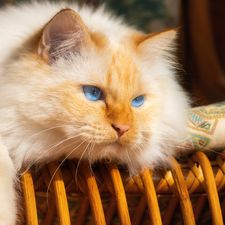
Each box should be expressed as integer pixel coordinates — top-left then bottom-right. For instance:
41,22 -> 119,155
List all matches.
0,137 -> 17,225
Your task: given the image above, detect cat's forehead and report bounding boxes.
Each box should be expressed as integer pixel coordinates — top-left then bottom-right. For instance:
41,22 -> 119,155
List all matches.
106,50 -> 138,93
102,47 -> 157,98
55,43 -> 157,98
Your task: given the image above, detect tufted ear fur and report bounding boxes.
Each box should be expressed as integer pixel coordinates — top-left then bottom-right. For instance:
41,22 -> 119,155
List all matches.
38,9 -> 93,64
136,29 -> 177,58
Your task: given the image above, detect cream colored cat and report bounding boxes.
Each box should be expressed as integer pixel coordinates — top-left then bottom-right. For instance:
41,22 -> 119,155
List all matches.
0,2 -> 189,224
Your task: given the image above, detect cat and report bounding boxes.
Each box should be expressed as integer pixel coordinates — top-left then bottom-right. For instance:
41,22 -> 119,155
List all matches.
0,1 -> 189,224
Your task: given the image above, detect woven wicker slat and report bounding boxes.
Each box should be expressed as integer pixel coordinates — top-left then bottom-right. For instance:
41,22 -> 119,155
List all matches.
161,167 -> 188,224
193,196 -> 207,224
216,152 -> 225,191
222,197 -> 225,219
105,196 -> 117,225
67,161 -> 91,224
42,194 -> 56,225
74,195 -> 90,225
162,170 -> 177,194
69,160 -> 87,193
48,161 -> 71,225
132,175 -> 145,193
155,173 -> 169,193
99,164 -> 117,225
79,161 -> 106,225
21,169 -> 38,225
169,158 -> 196,225
131,194 -> 147,225
190,151 -> 223,225
141,168 -> 162,225
129,174 -> 146,224
40,166 -> 54,193
105,162 -> 131,225
162,198 -> 179,225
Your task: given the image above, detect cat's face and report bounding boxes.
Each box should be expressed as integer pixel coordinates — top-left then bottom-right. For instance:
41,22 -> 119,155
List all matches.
45,48 -> 160,149
5,8 -> 180,170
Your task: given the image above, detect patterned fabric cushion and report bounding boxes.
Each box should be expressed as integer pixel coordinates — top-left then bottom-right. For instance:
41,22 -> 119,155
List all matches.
175,102 -> 225,155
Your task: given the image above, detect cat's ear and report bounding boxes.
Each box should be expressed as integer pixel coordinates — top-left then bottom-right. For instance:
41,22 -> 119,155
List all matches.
38,9 -> 92,64
136,29 -> 177,57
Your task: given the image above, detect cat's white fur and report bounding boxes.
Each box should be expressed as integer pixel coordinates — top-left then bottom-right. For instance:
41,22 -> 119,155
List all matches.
0,2 -> 189,224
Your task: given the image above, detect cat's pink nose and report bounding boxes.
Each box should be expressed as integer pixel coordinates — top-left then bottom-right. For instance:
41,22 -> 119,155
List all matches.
112,124 -> 131,137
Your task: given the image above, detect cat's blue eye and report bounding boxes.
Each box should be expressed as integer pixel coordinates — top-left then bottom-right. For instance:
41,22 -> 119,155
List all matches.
131,95 -> 145,107
83,85 -> 102,101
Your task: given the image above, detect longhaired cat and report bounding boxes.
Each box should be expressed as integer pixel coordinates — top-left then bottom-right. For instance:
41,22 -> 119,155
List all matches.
0,1 -> 189,224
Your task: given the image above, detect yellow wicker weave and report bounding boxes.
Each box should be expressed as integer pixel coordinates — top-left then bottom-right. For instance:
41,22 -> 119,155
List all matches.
18,150 -> 225,225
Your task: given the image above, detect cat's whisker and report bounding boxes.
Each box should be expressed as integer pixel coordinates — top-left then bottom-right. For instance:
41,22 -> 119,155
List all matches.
141,135 -> 183,142
142,129 -> 186,136
27,123 -> 84,139
136,143 -> 147,155
88,141 -> 95,163
142,129 -> 177,134
141,133 -> 188,143
74,140 -> 92,185
130,144 -> 142,157
125,149 -> 133,166
143,132 -> 188,142
96,130 -> 112,158
27,125 -> 68,139
86,141 -> 100,183
46,139 -> 86,206
50,139 -> 84,158
19,133 -> 83,178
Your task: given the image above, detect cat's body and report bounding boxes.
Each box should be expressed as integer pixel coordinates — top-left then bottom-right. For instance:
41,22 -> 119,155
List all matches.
0,2 -> 189,224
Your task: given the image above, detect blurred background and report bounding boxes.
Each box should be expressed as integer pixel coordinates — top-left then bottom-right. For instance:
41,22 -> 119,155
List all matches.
1,0 -> 225,107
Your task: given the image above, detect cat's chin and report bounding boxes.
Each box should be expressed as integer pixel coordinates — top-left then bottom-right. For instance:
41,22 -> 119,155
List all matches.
94,137 -> 137,148
76,133 -> 138,146
112,139 -> 134,147
66,139 -> 135,160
